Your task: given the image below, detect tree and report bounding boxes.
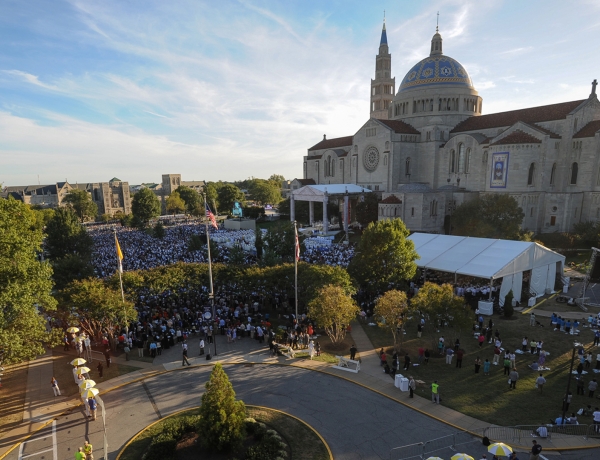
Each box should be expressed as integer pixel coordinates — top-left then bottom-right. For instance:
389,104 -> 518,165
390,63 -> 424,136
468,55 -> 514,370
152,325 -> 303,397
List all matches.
59,278 -> 137,340
153,221 -> 166,239
176,185 -> 202,216
166,190 -> 185,215
263,221 -> 296,263
298,263 -> 355,308
355,193 -> 379,226
204,182 -> 219,213
374,290 -> 410,352
268,174 -> 286,183
131,187 -> 161,227
197,363 -> 246,452
348,218 -> 419,293
308,285 -> 359,345
217,183 -> 245,214
228,245 -> 246,265
63,189 -> 98,222
574,220 -> 599,246
451,195 -> 525,240
30,207 -> 55,231
255,228 -> 264,259
44,208 -> 94,289
410,282 -> 472,342
249,179 -> 282,206
0,198 -> 61,364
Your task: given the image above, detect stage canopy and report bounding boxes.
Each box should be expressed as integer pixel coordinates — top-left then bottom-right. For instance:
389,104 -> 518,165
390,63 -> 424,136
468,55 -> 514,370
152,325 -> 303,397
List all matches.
408,233 -> 566,302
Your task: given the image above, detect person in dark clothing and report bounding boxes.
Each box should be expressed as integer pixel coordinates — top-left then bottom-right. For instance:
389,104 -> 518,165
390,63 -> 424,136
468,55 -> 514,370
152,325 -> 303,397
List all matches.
103,349 -> 111,368
456,349 -> 464,368
424,349 -> 430,364
96,362 -> 103,378
403,353 -> 411,371
350,344 -> 357,361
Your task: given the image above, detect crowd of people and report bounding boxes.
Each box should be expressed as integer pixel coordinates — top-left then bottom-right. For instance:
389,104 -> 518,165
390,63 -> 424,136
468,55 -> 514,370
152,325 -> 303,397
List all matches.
300,240 -> 355,267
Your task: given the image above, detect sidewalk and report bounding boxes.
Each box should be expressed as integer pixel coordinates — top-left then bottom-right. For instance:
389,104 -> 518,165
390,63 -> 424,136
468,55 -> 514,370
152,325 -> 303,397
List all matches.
1,325 -> 599,459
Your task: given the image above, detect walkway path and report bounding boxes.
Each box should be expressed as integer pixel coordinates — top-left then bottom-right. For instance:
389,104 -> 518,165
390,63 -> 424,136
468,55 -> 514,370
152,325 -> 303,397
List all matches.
1,324 -> 599,460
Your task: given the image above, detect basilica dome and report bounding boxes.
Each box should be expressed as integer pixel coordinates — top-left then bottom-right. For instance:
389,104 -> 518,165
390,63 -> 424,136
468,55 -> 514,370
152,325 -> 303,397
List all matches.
398,54 -> 473,93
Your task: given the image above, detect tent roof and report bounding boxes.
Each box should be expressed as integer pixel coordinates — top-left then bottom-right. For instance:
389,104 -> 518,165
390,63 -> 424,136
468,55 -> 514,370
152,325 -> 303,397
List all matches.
291,184 -> 372,201
408,233 -> 565,279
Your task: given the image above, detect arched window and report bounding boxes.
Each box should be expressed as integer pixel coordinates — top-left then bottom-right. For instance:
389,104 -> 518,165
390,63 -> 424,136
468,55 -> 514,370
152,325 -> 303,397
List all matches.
528,163 -> 535,186
405,157 -> 411,176
466,148 -> 471,173
383,155 -> 388,166
449,150 -> 456,173
458,144 -> 466,173
483,150 -> 488,163
324,159 -> 329,177
550,163 -> 557,185
571,162 -> 578,185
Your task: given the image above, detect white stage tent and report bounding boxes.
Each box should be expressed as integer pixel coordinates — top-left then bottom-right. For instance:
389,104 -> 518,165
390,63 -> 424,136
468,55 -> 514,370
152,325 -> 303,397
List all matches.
408,233 -> 565,305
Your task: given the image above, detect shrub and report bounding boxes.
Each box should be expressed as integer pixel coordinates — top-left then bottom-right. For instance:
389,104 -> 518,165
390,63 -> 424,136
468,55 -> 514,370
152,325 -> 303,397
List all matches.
245,431 -> 287,460
141,415 -> 200,460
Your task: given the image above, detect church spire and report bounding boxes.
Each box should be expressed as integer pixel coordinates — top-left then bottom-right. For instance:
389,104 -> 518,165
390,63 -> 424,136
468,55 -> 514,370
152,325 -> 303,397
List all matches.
370,16 -> 395,120
430,27 -> 443,56
380,16 -> 388,46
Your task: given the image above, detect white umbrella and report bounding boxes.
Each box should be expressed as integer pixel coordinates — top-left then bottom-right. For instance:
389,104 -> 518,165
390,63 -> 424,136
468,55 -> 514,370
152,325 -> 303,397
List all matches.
451,455 -> 474,460
77,366 -> 91,375
488,443 -> 513,457
70,358 -> 87,366
67,327 -> 80,333
79,380 -> 97,390
80,388 -> 99,398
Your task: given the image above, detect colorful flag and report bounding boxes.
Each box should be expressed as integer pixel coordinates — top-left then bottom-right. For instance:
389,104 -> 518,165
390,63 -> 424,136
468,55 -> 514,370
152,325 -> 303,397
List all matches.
115,234 -> 124,273
206,203 -> 218,229
294,225 -> 300,261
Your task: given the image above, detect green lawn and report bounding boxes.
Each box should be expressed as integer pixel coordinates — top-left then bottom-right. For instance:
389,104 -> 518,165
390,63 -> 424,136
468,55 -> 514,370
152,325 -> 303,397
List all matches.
360,314 -> 600,426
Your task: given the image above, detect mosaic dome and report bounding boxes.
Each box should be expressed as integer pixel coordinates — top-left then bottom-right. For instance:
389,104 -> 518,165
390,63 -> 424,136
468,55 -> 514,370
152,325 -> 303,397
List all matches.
398,55 -> 473,93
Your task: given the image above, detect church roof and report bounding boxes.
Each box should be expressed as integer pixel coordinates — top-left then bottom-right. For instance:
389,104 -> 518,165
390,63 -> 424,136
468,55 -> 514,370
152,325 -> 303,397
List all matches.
398,183 -> 433,193
109,177 -> 121,182
376,119 -> 420,134
308,136 -> 353,151
573,120 -> 600,138
490,130 -> 542,146
381,195 -> 402,204
294,179 -> 316,186
380,22 -> 388,45
527,123 -> 561,139
399,55 -> 473,93
451,100 -> 586,133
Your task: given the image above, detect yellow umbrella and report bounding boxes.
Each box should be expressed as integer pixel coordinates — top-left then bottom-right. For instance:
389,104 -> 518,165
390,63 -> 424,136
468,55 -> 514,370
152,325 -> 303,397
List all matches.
488,443 -> 513,457
426,457 -> 444,460
70,358 -> 87,366
451,455 -> 474,460
79,380 -> 97,390
67,327 -> 80,333
80,388 -> 99,398
77,366 -> 91,374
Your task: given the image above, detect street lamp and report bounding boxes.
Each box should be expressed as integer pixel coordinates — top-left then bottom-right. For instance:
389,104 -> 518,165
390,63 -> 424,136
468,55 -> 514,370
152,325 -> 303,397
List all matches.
561,342 -> 583,424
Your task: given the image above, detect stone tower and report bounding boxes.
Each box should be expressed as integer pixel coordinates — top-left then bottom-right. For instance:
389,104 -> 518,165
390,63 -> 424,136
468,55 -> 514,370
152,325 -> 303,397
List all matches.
370,20 -> 395,120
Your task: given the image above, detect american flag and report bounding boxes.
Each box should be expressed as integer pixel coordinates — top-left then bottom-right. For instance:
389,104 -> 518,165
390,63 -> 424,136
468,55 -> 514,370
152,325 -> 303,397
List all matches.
294,225 -> 300,261
205,203 -> 218,229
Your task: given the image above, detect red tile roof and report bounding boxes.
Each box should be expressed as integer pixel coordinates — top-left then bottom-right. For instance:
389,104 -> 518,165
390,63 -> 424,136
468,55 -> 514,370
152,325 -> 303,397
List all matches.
381,195 -> 402,204
490,130 -> 542,146
529,123 -> 561,139
377,119 -> 421,134
451,100 -> 585,133
309,136 -> 353,151
573,120 -> 600,138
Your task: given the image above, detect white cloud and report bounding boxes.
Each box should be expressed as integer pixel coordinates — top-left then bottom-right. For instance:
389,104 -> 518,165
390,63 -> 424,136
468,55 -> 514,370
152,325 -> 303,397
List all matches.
2,70 -> 61,92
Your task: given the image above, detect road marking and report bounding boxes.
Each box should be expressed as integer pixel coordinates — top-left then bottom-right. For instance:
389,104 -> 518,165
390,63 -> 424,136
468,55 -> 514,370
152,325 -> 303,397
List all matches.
17,421 -> 57,460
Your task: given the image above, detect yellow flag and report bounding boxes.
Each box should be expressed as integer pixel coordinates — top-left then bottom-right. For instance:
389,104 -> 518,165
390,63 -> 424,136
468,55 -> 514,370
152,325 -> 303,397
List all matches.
115,234 -> 124,261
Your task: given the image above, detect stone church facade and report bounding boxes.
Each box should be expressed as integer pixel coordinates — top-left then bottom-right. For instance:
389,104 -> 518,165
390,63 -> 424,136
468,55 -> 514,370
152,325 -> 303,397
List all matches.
303,22 -> 600,234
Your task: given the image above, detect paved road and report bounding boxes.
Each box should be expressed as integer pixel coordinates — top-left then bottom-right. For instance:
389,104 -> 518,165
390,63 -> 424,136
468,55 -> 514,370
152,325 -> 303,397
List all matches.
9,364 -> 488,460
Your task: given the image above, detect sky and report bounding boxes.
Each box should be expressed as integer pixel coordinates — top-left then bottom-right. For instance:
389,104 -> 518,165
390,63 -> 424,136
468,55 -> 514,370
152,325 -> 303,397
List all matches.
1,0 -> 599,186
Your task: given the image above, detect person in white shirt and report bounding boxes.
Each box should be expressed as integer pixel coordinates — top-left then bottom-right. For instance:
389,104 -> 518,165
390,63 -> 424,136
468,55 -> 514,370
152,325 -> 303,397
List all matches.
593,407 -> 600,433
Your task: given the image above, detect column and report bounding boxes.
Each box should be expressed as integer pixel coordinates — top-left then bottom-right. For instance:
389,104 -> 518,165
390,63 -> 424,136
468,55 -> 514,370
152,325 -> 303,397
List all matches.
309,201 -> 314,226
290,195 -> 295,222
343,195 -> 349,234
322,195 -> 329,235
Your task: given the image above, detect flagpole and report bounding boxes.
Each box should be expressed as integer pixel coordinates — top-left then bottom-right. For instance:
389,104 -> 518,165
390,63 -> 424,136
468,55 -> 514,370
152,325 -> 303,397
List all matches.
204,193 -> 217,357
294,220 -> 298,321
114,229 -> 127,336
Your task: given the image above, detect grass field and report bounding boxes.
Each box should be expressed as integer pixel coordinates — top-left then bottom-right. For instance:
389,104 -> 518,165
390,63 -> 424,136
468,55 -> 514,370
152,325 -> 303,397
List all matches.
360,312 -> 600,426
119,405 -> 330,460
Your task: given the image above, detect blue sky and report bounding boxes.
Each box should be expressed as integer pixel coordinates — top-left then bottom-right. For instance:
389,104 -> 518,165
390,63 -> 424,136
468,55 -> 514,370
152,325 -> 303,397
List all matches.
1,0 -> 599,185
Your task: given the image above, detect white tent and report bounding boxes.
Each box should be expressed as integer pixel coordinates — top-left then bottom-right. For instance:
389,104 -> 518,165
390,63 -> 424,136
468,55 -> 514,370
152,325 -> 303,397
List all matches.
408,233 -> 565,303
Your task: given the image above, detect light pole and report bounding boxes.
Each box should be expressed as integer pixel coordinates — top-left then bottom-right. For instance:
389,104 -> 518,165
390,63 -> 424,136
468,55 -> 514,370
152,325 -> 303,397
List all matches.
562,342 -> 583,423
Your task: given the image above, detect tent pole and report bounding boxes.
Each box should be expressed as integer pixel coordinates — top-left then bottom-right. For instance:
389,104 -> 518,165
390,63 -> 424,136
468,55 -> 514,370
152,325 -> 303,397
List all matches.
489,279 -> 493,301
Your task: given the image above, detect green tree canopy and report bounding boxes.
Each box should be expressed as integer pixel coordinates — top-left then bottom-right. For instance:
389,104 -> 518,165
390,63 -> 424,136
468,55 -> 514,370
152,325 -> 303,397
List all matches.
176,185 -> 202,216
30,206 -> 55,231
308,285 -> 359,345
197,363 -> 246,452
44,208 -> 94,288
355,193 -> 379,226
63,189 -> 98,222
374,290 -> 410,351
131,187 -> 161,226
0,198 -> 60,364
204,182 -> 219,213
262,221 -> 296,264
217,183 -> 245,214
166,190 -> 185,215
248,179 -> 282,206
58,278 -> 137,340
451,194 -> 525,240
268,174 -> 286,183
348,218 -> 419,293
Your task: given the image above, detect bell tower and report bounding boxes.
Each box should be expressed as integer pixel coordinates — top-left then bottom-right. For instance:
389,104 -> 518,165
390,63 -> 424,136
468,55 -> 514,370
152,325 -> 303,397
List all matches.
370,19 -> 395,120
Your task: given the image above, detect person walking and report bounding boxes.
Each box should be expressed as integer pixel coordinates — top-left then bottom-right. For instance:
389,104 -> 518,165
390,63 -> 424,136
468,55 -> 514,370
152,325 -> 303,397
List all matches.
475,357 -> 482,374
509,368 -> 519,389
456,349 -> 464,368
199,338 -> 205,356
75,447 -> 85,460
493,346 -> 501,365
88,397 -> 97,421
182,347 -> 191,366
103,348 -> 111,368
445,347 -> 454,365
424,349 -> 430,364
83,440 -> 94,460
403,353 -> 411,371
483,358 -> 491,375
530,312 -> 536,326
530,440 -> 542,460
431,380 -> 440,404
350,344 -> 357,361
408,376 -> 416,398
589,379 -> 598,398
503,356 -> 512,375
51,377 -> 61,396
536,374 -> 546,394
